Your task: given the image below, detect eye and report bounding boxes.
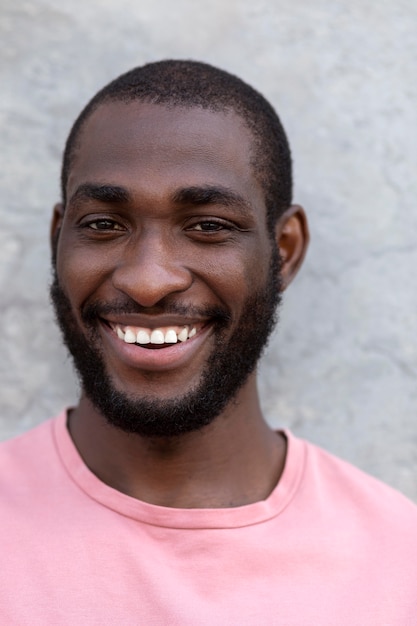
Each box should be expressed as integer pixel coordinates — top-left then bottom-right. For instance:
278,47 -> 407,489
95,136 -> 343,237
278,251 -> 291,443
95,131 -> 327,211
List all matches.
86,219 -> 124,231
194,222 -> 223,232
189,220 -> 230,232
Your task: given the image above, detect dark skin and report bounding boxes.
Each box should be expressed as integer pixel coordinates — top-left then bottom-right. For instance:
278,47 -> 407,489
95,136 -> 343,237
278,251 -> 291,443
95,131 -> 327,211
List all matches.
51,102 -> 309,508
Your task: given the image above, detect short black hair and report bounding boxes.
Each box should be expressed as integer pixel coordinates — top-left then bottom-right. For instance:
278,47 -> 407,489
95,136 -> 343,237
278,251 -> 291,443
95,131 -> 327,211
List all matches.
61,59 -> 292,229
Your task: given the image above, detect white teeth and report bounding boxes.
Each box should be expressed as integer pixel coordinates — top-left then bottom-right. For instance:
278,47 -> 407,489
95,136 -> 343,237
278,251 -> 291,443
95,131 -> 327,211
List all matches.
115,324 -> 199,345
136,330 -> 150,344
178,327 -> 188,342
165,329 -> 178,344
124,329 -> 136,343
150,329 -> 165,344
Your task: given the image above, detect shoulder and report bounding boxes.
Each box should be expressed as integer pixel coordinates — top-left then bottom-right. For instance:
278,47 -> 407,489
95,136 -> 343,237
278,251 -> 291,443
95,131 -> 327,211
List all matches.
0,415 -> 56,456
0,413 -> 65,491
292,432 -> 417,536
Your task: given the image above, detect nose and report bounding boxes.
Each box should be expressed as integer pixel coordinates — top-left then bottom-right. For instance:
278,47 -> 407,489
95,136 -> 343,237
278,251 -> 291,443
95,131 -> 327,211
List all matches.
111,231 -> 193,308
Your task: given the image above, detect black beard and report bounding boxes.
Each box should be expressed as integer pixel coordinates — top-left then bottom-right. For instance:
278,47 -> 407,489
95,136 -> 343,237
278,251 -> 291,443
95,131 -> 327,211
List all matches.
50,251 -> 282,438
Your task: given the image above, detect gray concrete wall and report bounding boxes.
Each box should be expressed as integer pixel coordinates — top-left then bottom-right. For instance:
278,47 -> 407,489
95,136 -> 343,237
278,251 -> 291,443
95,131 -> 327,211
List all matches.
1,0 -> 416,500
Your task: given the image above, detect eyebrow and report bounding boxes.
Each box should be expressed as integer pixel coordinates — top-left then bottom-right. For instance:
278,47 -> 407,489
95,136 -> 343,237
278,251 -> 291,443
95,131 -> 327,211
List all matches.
68,182 -> 253,216
172,185 -> 253,216
69,183 -> 131,206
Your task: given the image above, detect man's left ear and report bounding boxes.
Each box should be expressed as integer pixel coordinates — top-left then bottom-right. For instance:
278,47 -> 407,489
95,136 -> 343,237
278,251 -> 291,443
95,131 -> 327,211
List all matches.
274,204 -> 309,290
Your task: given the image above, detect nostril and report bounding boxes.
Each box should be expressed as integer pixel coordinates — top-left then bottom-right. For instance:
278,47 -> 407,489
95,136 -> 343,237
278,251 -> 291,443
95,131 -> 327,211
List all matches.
112,261 -> 193,308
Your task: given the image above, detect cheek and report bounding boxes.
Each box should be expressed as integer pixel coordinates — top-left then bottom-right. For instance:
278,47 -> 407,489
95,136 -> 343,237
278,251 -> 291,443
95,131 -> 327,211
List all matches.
195,244 -> 268,308
56,244 -> 112,307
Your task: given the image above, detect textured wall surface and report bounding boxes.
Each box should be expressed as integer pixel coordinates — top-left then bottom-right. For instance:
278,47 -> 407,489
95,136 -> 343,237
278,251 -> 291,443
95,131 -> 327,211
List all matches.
1,0 -> 416,500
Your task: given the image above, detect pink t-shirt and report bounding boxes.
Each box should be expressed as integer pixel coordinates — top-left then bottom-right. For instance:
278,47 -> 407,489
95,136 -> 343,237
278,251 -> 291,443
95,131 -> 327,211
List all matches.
1,411 -> 416,625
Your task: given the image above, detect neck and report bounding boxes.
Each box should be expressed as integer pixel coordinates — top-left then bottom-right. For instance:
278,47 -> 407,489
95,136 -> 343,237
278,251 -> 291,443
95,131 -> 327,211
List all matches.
68,375 -> 286,509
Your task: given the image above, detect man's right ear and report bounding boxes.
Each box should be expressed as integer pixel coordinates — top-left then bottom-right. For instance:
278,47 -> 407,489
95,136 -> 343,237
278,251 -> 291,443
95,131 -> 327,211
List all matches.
50,203 -> 64,252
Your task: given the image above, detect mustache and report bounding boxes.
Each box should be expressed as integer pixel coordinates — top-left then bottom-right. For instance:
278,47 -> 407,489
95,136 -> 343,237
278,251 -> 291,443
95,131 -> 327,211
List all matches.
81,299 -> 231,326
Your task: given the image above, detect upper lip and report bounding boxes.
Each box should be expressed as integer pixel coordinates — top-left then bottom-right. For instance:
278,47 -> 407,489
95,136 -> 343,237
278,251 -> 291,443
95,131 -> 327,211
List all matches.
100,314 -> 209,329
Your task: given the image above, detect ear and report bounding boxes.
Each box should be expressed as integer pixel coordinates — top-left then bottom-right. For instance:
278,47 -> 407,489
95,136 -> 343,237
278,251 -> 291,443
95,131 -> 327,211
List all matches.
274,204 -> 309,290
50,203 -> 64,256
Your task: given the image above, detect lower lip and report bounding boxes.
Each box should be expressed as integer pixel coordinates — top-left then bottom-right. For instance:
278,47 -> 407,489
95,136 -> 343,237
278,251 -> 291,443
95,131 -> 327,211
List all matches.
100,322 -> 213,372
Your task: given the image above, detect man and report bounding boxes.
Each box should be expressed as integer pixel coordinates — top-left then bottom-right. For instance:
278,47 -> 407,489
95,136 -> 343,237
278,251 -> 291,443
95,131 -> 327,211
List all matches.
1,60 -> 416,624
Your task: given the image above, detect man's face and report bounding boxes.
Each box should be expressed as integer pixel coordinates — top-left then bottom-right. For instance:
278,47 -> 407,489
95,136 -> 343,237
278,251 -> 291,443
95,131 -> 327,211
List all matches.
51,102 -> 282,437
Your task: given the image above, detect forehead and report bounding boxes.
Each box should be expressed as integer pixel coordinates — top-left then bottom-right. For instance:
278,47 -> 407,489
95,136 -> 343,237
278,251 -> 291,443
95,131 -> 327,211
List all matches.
67,101 -> 265,211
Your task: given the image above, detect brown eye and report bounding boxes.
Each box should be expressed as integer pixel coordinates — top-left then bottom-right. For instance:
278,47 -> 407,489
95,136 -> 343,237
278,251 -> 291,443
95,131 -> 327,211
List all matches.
88,220 -> 123,231
193,221 -> 227,232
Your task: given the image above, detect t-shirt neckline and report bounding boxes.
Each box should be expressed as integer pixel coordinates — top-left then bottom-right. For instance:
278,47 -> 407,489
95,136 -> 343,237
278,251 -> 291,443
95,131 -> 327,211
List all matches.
52,410 -> 305,529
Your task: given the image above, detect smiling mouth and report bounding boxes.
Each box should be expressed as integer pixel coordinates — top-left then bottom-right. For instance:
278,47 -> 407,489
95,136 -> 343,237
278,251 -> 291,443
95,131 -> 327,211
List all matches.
106,322 -> 202,348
